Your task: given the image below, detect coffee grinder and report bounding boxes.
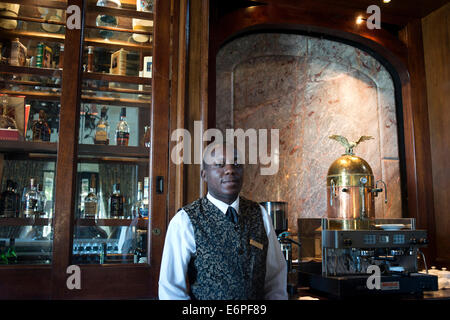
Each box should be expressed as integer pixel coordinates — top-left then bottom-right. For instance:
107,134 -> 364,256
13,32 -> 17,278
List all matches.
260,201 -> 301,295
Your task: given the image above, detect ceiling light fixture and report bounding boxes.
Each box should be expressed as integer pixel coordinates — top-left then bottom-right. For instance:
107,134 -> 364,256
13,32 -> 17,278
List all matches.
356,16 -> 365,24
383,0 -> 391,3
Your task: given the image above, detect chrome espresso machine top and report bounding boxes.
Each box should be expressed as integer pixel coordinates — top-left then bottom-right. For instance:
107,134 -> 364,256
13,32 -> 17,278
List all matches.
297,135 -> 438,297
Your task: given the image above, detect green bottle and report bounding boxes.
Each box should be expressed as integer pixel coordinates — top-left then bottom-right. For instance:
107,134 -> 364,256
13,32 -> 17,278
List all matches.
0,241 -> 8,265
6,238 -> 18,264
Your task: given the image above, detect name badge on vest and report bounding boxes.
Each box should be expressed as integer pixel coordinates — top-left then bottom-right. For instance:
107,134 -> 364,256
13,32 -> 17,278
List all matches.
249,239 -> 263,250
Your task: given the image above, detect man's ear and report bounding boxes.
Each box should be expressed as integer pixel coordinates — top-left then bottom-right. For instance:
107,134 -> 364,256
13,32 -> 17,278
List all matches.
200,169 -> 207,182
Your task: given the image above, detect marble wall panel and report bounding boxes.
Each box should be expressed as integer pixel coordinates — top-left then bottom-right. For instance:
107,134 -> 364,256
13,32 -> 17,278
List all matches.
216,33 -> 402,231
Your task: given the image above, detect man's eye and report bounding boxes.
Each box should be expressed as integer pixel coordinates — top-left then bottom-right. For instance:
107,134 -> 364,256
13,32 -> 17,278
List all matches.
214,163 -> 225,168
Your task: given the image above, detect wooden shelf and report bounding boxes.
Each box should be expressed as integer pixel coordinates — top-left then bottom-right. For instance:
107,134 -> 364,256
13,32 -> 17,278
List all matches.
86,4 -> 154,20
78,144 -> 149,159
0,65 -> 62,77
83,72 -> 152,85
76,218 -> 148,229
0,140 -> 57,154
0,141 -> 149,160
0,90 -> 151,107
0,217 -> 52,226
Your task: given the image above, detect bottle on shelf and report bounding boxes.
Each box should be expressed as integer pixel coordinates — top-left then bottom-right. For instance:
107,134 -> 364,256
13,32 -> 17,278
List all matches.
109,183 -> 124,219
22,178 -> 39,217
0,180 -> 19,218
115,108 -> 129,146
36,184 -> 47,217
87,46 -> 94,73
141,125 -> 150,147
142,177 -> 149,219
132,181 -> 148,219
94,107 -> 110,145
31,110 -> 51,142
83,175 -> 98,219
58,44 -> 64,69
6,238 -> 17,264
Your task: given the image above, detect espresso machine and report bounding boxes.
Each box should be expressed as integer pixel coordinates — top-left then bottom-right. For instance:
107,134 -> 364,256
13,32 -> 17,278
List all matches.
297,135 -> 438,297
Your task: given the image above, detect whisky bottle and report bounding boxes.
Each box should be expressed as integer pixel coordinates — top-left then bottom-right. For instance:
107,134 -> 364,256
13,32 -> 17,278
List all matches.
109,183 -> 124,219
37,183 -> 47,216
83,177 -> 98,219
31,110 -> 51,142
132,181 -> 148,219
94,107 -> 110,145
115,108 -> 129,146
0,180 -> 18,218
22,178 -> 39,217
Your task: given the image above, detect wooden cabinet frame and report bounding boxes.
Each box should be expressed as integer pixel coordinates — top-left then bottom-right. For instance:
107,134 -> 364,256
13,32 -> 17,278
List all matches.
0,0 -> 173,299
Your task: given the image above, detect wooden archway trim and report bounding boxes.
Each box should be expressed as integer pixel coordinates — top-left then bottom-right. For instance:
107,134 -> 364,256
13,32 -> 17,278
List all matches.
208,4 -> 436,262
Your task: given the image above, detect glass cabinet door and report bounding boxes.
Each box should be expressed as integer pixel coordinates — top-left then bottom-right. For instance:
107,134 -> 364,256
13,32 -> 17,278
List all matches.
0,0 -> 67,265
72,0 -> 153,265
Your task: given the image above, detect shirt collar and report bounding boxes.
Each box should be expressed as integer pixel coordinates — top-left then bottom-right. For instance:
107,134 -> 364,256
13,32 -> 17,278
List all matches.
206,192 -> 239,215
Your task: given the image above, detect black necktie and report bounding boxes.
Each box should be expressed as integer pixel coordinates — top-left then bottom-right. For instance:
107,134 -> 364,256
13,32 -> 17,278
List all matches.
226,206 -> 238,224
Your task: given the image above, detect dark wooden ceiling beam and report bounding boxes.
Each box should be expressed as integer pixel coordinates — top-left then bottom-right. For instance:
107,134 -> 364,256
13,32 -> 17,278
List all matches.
245,0 -> 448,26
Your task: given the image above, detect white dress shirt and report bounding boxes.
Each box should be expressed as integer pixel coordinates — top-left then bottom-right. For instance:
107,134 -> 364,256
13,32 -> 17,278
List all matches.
158,193 -> 288,300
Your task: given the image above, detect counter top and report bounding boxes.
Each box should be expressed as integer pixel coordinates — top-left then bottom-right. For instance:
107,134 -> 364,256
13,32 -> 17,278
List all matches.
292,287 -> 450,300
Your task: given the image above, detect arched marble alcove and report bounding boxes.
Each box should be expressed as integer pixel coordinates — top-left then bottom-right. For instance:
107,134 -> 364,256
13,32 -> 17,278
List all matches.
216,33 -> 402,231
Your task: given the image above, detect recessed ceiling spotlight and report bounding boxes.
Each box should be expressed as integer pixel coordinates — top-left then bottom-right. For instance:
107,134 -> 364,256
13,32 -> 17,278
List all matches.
383,0 -> 391,3
356,16 -> 364,24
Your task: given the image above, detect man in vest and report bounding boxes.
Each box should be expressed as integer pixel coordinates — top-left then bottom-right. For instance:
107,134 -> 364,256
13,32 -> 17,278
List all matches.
158,142 -> 288,300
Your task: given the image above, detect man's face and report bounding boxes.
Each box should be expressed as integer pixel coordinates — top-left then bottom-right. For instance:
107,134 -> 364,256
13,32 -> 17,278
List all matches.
201,145 -> 244,204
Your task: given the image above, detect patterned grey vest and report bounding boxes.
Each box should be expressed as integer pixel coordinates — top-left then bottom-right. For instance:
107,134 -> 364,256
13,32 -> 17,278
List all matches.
182,196 -> 268,300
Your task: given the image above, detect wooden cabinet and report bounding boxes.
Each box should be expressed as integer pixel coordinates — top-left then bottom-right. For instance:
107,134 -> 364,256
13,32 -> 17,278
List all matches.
0,0 -> 172,299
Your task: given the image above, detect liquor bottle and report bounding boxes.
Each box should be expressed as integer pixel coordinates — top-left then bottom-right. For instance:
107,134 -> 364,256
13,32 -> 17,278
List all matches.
115,108 -> 129,146
87,46 -> 94,72
142,177 -> 149,219
94,107 -> 110,145
6,238 -> 17,264
58,44 -> 64,69
109,183 -> 124,219
83,176 -> 98,219
12,182 -> 20,217
22,178 -> 39,217
36,183 -> 46,216
0,180 -> 18,218
132,181 -> 149,219
31,110 -> 51,142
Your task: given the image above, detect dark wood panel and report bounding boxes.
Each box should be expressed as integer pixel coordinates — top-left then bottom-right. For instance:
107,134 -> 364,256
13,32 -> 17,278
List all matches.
0,266 -> 52,299
213,4 -> 408,68
57,264 -> 153,299
50,0 -> 85,299
246,0 -> 449,24
184,0 -> 209,205
147,0 -> 172,297
398,20 -> 437,264
422,3 -> 450,267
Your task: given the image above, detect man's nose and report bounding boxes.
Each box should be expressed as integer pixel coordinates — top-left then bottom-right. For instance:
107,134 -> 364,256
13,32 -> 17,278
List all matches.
223,164 -> 236,174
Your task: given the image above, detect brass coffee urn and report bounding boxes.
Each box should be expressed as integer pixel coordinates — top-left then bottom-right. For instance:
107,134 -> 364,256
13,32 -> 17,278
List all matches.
326,135 -> 387,229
